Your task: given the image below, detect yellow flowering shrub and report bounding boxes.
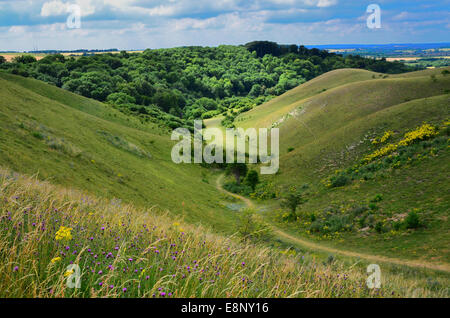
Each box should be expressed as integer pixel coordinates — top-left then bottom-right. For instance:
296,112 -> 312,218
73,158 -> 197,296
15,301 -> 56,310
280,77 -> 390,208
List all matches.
398,124 -> 437,146
364,124 -> 438,163
372,130 -> 394,144
364,143 -> 398,162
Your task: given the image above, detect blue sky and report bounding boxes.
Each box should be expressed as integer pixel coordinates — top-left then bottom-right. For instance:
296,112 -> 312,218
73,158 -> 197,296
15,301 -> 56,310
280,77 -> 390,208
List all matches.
0,0 -> 449,51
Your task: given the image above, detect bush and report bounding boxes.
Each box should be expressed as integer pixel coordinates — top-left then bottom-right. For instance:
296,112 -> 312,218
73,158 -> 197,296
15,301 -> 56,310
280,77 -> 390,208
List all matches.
330,174 -> 350,188
244,170 -> 259,191
32,132 -> 44,140
223,182 -> 252,196
375,221 -> 384,234
236,209 -> 273,242
405,210 -> 421,229
392,221 -> 403,231
349,205 -> 368,217
371,194 -> 383,203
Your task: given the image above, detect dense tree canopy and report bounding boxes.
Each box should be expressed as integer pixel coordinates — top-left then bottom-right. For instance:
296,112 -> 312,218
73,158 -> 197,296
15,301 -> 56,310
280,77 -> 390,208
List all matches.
1,43 -> 415,129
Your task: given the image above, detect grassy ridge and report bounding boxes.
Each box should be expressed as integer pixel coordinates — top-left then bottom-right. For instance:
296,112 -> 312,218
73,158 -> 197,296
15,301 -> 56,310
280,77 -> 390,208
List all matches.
235,69 -> 381,129
1,168 -> 448,298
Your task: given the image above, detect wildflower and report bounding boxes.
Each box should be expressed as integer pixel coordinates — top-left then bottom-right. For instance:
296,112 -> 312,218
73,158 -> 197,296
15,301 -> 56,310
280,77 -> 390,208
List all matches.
64,270 -> 74,277
13,266 -> 19,272
55,226 -> 73,241
123,288 -> 127,293
51,257 -> 61,264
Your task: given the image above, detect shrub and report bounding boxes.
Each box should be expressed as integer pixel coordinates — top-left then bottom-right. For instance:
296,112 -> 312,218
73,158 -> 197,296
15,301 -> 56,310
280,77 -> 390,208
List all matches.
32,132 -> 44,140
405,210 -> 421,229
236,209 -> 273,242
223,182 -> 252,196
244,170 -> 259,191
375,221 -> 384,234
281,189 -> 306,214
392,221 -> 403,231
349,205 -> 368,217
329,174 -> 350,188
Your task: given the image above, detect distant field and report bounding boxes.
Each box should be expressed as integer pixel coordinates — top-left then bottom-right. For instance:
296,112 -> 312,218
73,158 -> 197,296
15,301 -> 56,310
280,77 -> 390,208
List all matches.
0,53 -> 46,62
386,56 -> 450,62
0,50 -> 144,61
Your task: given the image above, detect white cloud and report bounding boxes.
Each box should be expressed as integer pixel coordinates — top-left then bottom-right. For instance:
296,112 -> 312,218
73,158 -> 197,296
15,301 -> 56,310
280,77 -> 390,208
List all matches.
9,25 -> 26,34
317,0 -> 338,8
41,0 -> 96,17
41,0 -> 68,17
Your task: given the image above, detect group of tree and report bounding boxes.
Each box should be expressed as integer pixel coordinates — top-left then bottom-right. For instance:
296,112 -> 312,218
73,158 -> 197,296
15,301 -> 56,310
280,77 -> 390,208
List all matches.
0,42 -> 417,129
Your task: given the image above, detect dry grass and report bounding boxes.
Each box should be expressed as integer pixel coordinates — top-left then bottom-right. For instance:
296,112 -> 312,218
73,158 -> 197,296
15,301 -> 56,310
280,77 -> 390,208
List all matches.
0,167 -> 447,298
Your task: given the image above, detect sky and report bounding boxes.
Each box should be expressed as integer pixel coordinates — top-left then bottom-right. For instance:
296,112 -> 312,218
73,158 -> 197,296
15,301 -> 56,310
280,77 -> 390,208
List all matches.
0,0 -> 449,51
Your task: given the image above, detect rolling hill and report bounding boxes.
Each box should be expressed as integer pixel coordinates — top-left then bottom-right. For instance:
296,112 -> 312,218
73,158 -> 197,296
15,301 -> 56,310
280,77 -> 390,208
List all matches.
233,67 -> 450,263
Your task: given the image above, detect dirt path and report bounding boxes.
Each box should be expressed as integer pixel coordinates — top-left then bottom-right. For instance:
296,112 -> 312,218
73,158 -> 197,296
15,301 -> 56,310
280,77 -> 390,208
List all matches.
216,174 -> 255,209
216,174 -> 450,273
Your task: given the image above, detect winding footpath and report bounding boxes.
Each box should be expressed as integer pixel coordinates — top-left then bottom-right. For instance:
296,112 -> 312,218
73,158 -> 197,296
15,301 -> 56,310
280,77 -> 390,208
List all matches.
216,174 -> 450,273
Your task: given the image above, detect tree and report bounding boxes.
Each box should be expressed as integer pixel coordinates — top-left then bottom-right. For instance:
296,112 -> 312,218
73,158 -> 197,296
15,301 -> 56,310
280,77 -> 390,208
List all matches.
13,55 -> 37,64
244,170 -> 259,191
0,55 -> 6,64
226,163 -> 248,185
281,189 -> 306,218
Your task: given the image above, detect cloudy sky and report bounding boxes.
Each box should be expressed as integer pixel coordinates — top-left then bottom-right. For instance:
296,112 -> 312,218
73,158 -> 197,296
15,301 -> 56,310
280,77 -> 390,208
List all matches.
0,0 -> 449,51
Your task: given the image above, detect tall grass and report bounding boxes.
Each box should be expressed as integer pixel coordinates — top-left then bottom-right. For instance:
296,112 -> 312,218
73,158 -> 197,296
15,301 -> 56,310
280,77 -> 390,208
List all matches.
0,168 -> 446,298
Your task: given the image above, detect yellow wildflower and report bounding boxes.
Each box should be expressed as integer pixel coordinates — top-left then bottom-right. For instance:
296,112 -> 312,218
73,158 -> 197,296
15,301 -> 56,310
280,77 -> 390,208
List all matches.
55,226 -> 73,241
51,257 -> 61,264
64,269 -> 74,277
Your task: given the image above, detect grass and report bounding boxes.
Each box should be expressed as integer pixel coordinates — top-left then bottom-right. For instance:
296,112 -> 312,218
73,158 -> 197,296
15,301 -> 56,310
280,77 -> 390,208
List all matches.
234,69 -> 382,129
230,67 -> 450,264
1,168 -> 448,298
0,73 -> 236,233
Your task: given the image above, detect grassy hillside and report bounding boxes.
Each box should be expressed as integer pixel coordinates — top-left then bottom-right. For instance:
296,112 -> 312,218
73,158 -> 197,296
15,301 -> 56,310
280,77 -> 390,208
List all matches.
0,73 -> 235,232
1,168 -> 448,298
231,67 -> 450,263
235,69 -> 381,129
